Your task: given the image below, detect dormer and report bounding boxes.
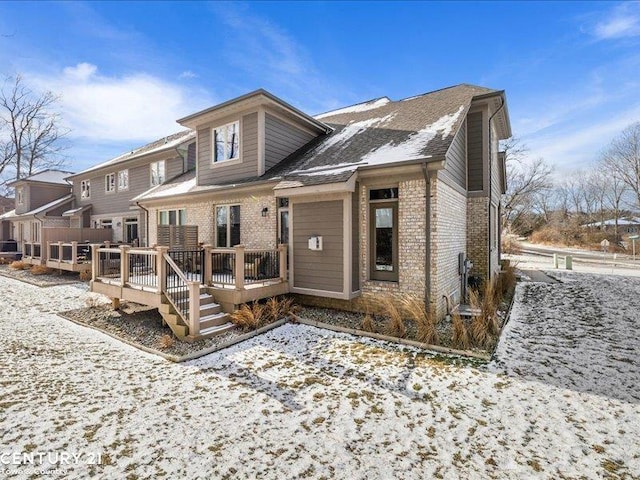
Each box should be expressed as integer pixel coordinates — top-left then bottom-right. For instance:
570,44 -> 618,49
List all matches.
9,170 -> 73,215
177,89 -> 331,186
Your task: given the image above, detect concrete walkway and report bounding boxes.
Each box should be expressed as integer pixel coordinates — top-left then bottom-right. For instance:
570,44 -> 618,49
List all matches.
518,268 -> 558,283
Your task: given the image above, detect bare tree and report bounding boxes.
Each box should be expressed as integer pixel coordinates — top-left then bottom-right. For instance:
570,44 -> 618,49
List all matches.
501,137 -> 553,234
603,122 -> 640,209
596,159 -> 628,241
0,74 -> 67,189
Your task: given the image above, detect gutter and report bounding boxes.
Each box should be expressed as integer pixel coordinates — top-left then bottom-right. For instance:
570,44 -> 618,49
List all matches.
421,163 -> 431,308
487,96 -> 506,277
136,202 -> 150,247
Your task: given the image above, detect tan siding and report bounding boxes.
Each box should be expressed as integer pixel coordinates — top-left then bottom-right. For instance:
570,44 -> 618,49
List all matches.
197,112 -> 259,185
467,112 -> 483,191
166,155 -> 185,181
293,200 -> 344,292
20,184 -> 70,214
443,120 -> 467,189
352,189 -> 359,292
264,113 -> 315,171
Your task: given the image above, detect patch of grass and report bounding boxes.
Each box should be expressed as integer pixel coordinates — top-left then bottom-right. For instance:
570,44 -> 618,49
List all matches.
312,416 -> 325,425
527,459 -> 543,472
592,444 -> 606,454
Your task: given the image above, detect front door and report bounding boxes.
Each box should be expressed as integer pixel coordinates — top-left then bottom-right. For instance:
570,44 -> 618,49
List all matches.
124,218 -> 139,245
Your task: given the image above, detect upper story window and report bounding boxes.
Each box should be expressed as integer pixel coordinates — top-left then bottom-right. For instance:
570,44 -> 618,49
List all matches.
158,208 -> 186,225
118,170 -> 129,191
213,121 -> 240,163
16,187 -> 24,205
81,180 -> 91,199
105,173 -> 116,193
150,160 -> 165,186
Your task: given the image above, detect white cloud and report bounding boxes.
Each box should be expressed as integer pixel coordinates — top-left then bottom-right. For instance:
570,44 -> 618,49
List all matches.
179,70 -> 197,79
593,2 -> 640,40
28,63 -> 212,143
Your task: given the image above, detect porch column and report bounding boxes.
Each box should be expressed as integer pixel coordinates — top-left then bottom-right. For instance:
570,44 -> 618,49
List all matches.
203,244 -> 212,286
120,245 -> 130,286
234,245 -> 245,291
188,281 -> 201,337
90,244 -> 100,281
278,244 -> 287,281
71,241 -> 78,264
58,241 -> 63,262
156,246 -> 169,293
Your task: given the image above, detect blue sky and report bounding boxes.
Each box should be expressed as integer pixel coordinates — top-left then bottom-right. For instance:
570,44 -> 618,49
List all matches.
1,1 -> 639,175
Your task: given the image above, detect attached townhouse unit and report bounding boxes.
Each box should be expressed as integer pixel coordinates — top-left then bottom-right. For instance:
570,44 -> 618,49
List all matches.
87,83 -> 511,341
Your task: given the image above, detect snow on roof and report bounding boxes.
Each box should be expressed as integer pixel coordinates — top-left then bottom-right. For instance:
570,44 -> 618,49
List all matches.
359,105 -> 464,166
21,194 -> 73,216
315,97 -> 391,119
0,209 -> 16,220
135,176 -> 198,201
583,218 -> 640,227
62,204 -> 92,216
15,169 -> 74,185
72,130 -> 195,177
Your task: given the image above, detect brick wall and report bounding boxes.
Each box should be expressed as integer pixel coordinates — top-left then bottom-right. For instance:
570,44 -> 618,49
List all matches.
430,179 -> 467,319
147,193 -> 277,249
467,196 -> 489,280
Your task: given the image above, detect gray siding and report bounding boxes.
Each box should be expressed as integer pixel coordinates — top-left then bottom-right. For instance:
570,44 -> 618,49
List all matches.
265,113 -> 315,171
17,183 -> 70,215
74,155 -> 183,216
293,200 -> 344,293
197,112 -> 259,185
352,189 -> 359,292
443,120 -> 467,190
467,112 -> 484,191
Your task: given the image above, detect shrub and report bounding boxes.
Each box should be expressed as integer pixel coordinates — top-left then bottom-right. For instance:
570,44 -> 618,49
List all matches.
451,312 -> 470,350
501,235 -> 522,255
84,293 -> 106,309
9,261 -> 28,270
361,313 -> 375,333
79,270 -> 92,281
468,278 -> 501,349
264,296 -> 298,323
496,263 -> 517,300
401,295 -> 438,345
158,334 -> 175,350
378,295 -> 406,338
30,265 -> 53,276
230,302 -> 266,331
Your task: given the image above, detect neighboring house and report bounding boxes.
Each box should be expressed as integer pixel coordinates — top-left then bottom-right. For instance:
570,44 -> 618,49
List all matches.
6,170 -> 75,256
0,196 -> 15,245
0,195 -> 13,214
583,217 -> 640,234
65,130 -> 195,246
89,83 -> 510,336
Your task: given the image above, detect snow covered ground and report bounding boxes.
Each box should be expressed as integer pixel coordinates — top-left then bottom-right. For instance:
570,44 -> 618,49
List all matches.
1,274 -> 638,479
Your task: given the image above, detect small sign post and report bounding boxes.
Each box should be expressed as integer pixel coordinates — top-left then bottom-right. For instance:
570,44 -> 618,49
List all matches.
600,239 -> 610,253
630,235 -> 640,261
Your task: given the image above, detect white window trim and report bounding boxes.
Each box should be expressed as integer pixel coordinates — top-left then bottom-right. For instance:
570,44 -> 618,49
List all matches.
105,173 -> 116,194
150,160 -> 166,187
118,169 -> 129,191
215,204 -> 241,247
81,180 -> 91,199
158,208 -> 186,226
16,187 -> 24,205
212,120 -> 241,165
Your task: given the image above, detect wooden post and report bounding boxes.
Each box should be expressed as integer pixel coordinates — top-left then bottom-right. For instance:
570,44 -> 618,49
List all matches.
188,281 -> 200,337
120,245 -> 130,286
58,241 -> 63,262
235,245 -> 245,290
278,244 -> 287,281
71,241 -> 78,265
203,244 -> 212,286
156,246 -> 169,293
91,244 -> 100,281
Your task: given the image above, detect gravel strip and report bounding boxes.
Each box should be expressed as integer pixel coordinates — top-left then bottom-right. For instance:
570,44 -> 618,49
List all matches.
0,264 -> 85,287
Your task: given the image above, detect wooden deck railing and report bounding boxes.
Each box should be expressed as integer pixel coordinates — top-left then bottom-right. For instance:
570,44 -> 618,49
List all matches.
47,242 -> 92,265
207,245 -> 287,289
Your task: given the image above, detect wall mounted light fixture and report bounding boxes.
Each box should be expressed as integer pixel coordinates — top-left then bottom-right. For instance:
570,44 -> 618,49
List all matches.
261,207 -> 269,217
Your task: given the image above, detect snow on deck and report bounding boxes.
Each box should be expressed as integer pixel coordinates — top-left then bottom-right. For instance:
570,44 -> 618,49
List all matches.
0,272 -> 638,479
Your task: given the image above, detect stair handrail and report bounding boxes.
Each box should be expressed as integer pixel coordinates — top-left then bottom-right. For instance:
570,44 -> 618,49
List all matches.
162,252 -> 200,337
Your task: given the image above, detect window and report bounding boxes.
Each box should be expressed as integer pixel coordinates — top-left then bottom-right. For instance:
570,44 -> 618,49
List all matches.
100,219 -> 113,229
369,188 -> 398,282
150,161 -> 166,186
31,222 -> 40,242
216,205 -> 240,247
213,121 -> 240,163
158,209 -> 186,226
81,180 -> 91,199
16,187 -> 24,205
118,170 -> 129,191
105,173 -> 116,193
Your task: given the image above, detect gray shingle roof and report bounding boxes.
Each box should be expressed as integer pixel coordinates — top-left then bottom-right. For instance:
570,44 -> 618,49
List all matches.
69,130 -> 195,178
12,169 -> 74,185
265,84 -> 497,186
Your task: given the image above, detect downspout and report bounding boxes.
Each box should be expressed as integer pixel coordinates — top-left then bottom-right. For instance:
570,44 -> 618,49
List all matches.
421,163 -> 431,308
487,96 -> 505,277
136,202 -> 150,247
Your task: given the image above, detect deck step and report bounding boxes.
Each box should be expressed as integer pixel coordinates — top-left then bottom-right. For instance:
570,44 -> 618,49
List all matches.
200,312 -> 230,330
198,322 -> 235,339
200,302 -> 221,316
